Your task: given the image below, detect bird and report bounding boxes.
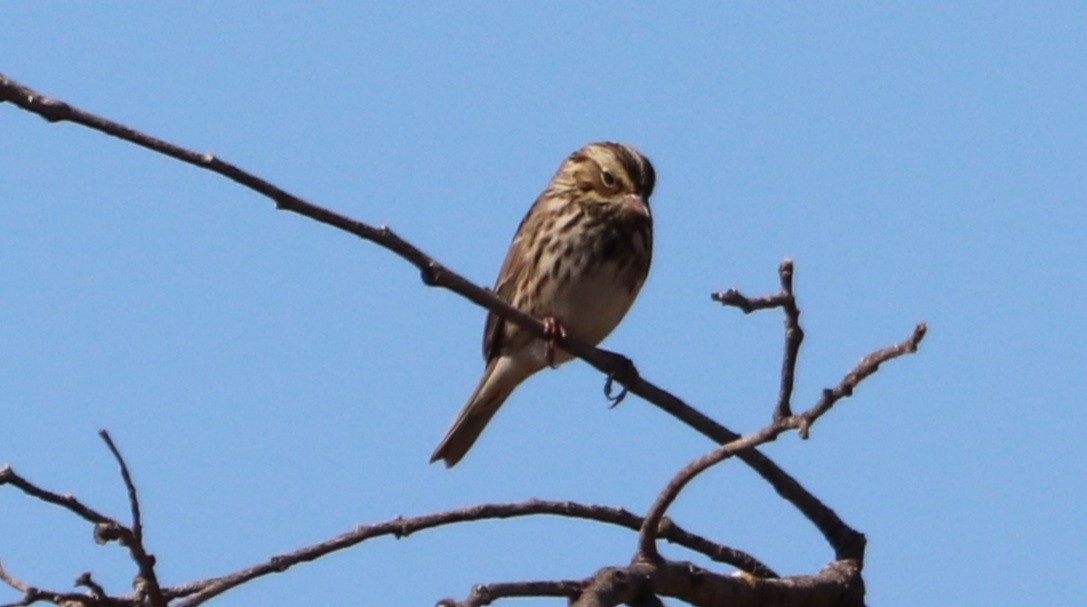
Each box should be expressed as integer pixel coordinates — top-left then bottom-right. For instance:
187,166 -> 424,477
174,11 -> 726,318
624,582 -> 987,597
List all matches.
430,142 -> 656,467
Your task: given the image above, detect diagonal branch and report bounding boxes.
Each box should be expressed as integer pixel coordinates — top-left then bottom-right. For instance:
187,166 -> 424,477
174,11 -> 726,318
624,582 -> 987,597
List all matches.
0,465 -> 115,528
787,323 -> 927,439
0,71 -> 903,561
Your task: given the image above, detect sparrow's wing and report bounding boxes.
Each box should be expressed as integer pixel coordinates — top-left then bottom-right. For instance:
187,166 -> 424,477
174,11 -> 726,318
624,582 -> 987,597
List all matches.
481,198 -> 542,361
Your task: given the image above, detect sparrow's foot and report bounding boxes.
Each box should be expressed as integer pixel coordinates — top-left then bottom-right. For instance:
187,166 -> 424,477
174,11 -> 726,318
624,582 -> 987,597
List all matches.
542,316 -> 567,369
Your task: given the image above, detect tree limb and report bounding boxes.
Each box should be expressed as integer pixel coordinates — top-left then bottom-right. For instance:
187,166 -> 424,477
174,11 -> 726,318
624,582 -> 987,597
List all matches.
170,499 -> 773,606
0,71 -> 882,562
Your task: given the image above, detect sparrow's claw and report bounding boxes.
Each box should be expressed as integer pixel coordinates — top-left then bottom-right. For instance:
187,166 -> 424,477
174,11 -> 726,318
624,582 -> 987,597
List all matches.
604,374 -> 629,407
542,316 -> 567,369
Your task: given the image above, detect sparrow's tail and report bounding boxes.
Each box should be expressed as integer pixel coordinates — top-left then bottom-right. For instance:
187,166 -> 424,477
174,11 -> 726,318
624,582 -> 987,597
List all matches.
430,356 -> 525,467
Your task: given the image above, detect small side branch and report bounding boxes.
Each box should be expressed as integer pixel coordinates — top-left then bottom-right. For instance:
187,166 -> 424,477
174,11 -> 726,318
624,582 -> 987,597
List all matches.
172,499 -> 773,606
98,431 -> 165,607
0,465 -> 114,529
0,562 -> 100,607
439,580 -> 583,607
785,323 -> 927,439
639,323 -> 927,562
712,260 -> 804,420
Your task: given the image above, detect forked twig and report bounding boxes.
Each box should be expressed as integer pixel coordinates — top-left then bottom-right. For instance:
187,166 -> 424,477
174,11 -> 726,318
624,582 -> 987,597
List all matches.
638,322 -> 926,562
712,259 -> 804,420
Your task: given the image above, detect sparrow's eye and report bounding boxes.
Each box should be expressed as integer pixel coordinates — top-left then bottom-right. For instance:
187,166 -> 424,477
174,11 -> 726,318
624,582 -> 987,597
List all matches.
600,170 -> 618,189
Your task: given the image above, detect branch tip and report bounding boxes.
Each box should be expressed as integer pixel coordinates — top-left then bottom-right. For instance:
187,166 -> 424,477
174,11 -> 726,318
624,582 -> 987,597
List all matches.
778,258 -> 795,286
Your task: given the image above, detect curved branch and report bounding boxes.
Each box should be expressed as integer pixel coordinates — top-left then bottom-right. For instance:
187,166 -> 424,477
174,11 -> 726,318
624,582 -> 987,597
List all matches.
438,579 -> 583,607
0,72 -> 916,563
2,456 -> 773,605
639,324 -> 927,562
170,499 -> 773,606
638,427 -> 782,562
788,323 -> 927,439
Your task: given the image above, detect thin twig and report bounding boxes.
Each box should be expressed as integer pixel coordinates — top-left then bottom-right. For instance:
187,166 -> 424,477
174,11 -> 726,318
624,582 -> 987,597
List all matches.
783,323 -> 927,439
99,431 -> 143,539
775,260 -> 804,420
74,572 -> 108,601
0,465 -> 114,527
439,580 -> 584,607
0,561 -> 104,607
98,431 -> 165,607
638,323 -> 926,562
712,260 -> 804,420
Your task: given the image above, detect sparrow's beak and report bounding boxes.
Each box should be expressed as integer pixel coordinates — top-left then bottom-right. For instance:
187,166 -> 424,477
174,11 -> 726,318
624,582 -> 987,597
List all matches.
620,194 -> 651,219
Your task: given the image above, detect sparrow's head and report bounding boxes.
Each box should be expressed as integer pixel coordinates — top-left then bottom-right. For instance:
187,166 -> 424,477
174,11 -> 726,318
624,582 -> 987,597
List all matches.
553,142 -> 655,218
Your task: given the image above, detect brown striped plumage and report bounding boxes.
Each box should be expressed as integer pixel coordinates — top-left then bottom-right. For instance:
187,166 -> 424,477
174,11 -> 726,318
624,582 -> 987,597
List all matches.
431,142 -> 655,467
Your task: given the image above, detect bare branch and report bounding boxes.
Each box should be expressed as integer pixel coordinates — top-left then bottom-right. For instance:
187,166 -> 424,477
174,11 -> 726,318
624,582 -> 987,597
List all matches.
0,560 -> 114,607
74,572 -> 108,602
652,558 -> 864,607
572,558 -> 864,607
0,465 -> 115,529
713,260 -> 804,420
639,323 -> 927,562
98,431 -> 143,539
171,498 -> 772,606
438,580 -> 583,607
786,323 -> 928,439
571,565 -> 658,607
97,431 -> 165,607
0,72 -> 864,563
774,261 -> 803,420
639,427 -> 783,562
1,73 -> 929,605
4,452 -> 774,605
711,288 -> 790,314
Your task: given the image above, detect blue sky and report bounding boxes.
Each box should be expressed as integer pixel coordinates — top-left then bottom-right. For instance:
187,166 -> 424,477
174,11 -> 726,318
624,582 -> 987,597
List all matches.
2,3 -> 1084,606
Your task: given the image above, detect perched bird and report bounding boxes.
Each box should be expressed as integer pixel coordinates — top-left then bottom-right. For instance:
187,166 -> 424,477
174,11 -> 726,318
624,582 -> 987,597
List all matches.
431,142 -> 656,467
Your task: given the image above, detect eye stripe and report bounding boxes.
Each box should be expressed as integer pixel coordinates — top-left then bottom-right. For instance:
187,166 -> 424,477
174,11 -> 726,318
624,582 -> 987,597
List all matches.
565,142 -> 655,198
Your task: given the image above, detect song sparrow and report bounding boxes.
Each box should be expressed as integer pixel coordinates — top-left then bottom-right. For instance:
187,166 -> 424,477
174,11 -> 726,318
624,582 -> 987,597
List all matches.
430,142 -> 656,467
